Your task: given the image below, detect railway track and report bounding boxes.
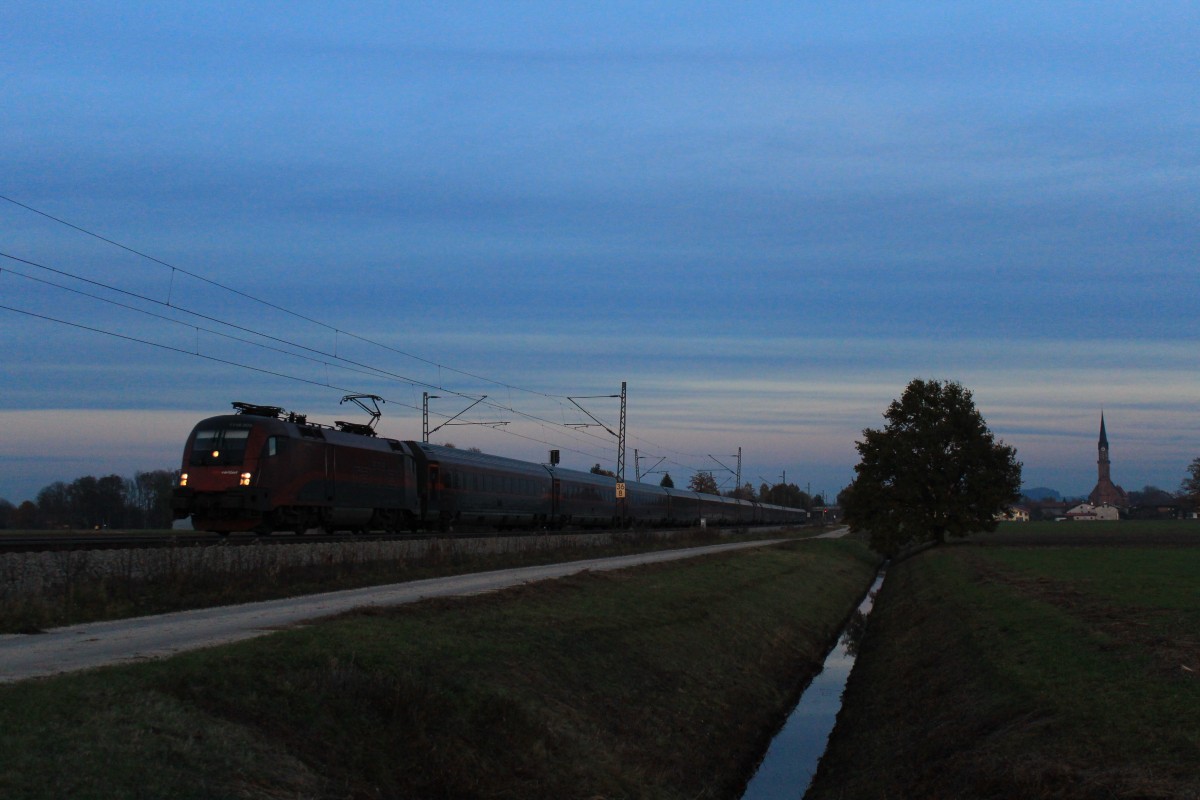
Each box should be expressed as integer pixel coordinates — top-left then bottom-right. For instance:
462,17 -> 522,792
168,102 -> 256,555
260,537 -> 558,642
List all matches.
2,522 -> 816,554
0,529 -> 552,554
0,524 -> 803,554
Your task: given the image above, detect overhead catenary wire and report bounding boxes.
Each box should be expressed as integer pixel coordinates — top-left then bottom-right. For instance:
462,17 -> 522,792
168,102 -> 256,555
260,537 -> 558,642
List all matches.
1,249 -> 480,401
0,259 -> 630,465
2,274 -> 711,477
0,193 -> 677,452
2,263 -> 432,390
0,193 -> 568,401
0,264 -> 706,468
0,249 -> 619,454
0,195 -> 742,478
0,300 -> 619,465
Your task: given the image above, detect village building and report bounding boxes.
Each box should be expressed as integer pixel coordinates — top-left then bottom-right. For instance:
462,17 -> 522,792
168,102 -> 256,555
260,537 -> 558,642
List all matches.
996,505 -> 1030,522
1028,499 -> 1071,521
1065,502 -> 1120,521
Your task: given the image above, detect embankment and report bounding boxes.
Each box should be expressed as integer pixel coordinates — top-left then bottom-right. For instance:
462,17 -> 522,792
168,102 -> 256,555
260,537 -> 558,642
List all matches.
0,538 -> 879,800
808,539 -> 1200,799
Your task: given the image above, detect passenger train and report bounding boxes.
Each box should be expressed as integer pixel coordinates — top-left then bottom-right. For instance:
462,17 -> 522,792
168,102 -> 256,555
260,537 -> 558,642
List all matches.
172,402 -> 808,534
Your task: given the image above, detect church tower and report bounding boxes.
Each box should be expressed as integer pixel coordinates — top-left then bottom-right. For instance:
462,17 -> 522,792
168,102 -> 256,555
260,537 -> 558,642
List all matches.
1088,412 -> 1128,508
1097,413 -> 1111,482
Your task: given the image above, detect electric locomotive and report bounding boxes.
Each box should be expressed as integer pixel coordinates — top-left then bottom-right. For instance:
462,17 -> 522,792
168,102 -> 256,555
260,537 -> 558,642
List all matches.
173,402 -> 419,534
173,401 -> 808,534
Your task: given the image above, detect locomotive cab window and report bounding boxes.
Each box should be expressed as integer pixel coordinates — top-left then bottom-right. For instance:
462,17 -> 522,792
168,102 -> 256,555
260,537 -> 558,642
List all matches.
190,425 -> 252,466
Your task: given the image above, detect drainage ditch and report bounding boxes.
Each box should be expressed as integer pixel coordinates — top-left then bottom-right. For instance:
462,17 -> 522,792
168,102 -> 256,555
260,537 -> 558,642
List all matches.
740,570 -> 885,799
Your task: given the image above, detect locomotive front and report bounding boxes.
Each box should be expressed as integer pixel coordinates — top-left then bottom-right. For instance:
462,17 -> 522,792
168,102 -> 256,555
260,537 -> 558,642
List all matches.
172,412 -> 281,533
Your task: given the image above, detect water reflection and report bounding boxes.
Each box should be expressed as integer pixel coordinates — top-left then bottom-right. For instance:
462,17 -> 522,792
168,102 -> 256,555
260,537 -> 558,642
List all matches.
839,608 -> 868,659
740,574 -> 884,800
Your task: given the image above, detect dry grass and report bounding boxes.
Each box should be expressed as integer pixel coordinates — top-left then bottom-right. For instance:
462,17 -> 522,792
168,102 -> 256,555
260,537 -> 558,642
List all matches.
0,525 -> 818,633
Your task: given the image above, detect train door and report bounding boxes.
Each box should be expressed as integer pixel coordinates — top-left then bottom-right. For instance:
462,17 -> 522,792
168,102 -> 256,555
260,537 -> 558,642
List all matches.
255,434 -> 282,488
551,478 -> 561,523
402,443 -> 435,529
325,444 -> 336,504
427,464 -> 440,507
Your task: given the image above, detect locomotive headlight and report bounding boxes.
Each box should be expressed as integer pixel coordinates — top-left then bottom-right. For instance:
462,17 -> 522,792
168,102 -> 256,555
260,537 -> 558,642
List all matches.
239,472 -> 252,487
179,473 -> 188,487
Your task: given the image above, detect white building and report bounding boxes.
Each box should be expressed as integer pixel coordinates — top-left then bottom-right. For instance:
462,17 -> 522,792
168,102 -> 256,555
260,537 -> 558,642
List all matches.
1065,502 -> 1120,521
996,506 -> 1030,522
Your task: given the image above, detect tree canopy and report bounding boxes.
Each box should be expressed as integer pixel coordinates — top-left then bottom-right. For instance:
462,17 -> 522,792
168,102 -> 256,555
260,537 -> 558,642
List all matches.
1127,485 -> 1176,507
688,471 -> 720,495
1,469 -> 177,530
758,482 -> 811,509
725,482 -> 756,501
843,379 -> 1022,554
1182,457 -> 1200,511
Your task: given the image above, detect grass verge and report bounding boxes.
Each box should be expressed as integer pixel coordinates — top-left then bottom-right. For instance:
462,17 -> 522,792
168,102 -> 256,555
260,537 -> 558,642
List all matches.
0,525 -> 823,633
0,537 -> 877,800
807,542 -> 1200,799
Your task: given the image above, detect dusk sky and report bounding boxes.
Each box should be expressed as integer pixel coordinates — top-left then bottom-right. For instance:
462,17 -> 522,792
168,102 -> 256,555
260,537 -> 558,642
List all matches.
2,2 -> 1198,506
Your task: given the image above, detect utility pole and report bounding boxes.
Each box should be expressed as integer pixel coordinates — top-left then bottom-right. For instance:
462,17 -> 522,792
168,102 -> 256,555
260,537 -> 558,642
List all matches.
423,393 -> 507,444
617,381 -> 627,484
422,392 -> 438,443
567,382 -> 627,516
567,381 -> 625,478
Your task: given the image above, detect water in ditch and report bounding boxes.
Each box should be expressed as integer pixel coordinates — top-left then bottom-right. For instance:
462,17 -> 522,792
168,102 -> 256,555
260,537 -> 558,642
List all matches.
740,571 -> 885,799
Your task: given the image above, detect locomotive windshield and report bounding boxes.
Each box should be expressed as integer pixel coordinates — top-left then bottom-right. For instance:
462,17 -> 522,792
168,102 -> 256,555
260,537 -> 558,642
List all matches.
189,423 -> 252,466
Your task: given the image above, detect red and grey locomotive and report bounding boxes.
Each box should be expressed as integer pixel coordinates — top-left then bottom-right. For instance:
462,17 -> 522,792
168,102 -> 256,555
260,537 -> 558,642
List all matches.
172,401 -> 807,534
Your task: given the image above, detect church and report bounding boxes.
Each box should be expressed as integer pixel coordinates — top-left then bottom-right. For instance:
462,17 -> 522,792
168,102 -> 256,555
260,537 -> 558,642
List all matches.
1087,413 -> 1128,509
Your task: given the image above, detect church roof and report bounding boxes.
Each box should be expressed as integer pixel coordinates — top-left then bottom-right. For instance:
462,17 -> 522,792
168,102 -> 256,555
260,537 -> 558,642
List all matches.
1099,412 -> 1109,449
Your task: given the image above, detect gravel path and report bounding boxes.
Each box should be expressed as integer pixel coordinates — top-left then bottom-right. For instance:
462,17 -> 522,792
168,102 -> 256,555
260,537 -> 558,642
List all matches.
0,538 -> 791,683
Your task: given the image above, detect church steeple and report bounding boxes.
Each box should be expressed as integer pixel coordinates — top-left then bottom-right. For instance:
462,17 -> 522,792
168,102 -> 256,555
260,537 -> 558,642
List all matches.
1089,412 -> 1126,508
1097,413 -> 1111,482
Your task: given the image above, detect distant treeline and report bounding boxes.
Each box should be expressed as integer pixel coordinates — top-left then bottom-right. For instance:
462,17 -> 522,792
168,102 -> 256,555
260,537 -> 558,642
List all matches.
0,470 -> 177,530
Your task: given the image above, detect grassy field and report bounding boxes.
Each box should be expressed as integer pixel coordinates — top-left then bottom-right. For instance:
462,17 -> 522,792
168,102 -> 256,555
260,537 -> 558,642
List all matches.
973,518 -> 1200,546
0,538 -> 879,800
808,528 -> 1200,799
